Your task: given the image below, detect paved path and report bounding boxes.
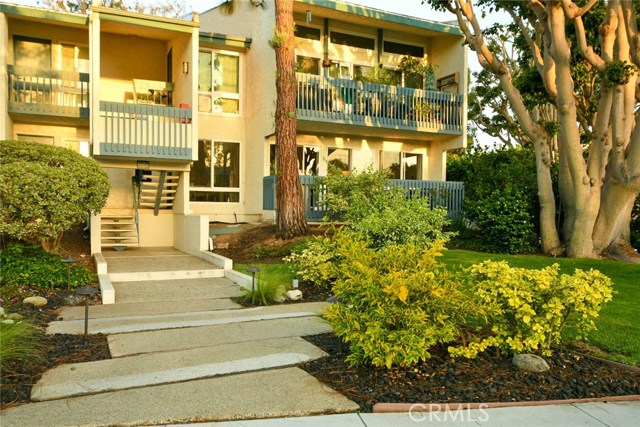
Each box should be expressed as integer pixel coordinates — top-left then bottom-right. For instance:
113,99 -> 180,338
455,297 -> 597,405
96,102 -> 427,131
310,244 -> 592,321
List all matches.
0,248 -> 358,427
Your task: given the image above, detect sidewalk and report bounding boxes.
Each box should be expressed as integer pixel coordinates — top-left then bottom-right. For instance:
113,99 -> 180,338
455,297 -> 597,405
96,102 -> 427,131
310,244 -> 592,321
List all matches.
168,401 -> 639,426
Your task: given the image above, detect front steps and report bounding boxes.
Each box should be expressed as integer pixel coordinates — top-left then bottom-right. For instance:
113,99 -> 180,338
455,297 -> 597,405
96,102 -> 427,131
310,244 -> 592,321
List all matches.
100,215 -> 138,248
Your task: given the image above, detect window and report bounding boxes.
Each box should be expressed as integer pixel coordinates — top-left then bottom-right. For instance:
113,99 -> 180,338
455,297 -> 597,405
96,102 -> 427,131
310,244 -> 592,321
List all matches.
330,31 -> 375,50
380,151 -> 422,180
270,144 -> 320,176
190,140 -> 240,202
198,50 -> 240,114
295,24 -> 321,41
14,36 -> 51,69
61,44 -> 89,73
296,55 -> 320,75
327,148 -> 351,174
383,41 -> 425,58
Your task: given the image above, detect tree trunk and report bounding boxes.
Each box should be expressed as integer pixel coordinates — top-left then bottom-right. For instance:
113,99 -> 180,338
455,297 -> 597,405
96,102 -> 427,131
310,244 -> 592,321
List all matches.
533,136 -> 562,254
274,0 -> 307,239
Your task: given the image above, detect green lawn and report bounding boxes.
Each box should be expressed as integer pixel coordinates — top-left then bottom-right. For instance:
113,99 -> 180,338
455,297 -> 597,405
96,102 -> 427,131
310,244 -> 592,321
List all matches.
237,251 -> 639,366
442,250 -> 640,366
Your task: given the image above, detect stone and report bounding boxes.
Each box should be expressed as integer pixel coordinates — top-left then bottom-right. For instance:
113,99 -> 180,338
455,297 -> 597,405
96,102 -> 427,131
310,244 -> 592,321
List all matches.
5,313 -> 24,321
513,353 -> 550,372
23,296 -> 48,307
1,319 -> 15,324
286,290 -> 303,301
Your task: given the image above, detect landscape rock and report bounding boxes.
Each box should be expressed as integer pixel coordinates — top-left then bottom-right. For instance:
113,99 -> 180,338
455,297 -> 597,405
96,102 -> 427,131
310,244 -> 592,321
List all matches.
23,296 -> 48,307
1,319 -> 15,324
5,313 -> 24,321
286,290 -> 303,301
512,353 -> 551,372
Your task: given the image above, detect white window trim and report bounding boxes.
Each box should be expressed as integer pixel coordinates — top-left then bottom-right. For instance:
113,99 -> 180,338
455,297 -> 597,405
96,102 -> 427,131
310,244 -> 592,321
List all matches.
380,150 -> 424,180
190,139 -> 242,204
198,49 -> 242,117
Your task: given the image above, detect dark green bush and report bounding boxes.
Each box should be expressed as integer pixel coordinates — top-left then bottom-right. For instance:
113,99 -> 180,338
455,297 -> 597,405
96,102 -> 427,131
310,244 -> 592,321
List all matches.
465,187 -> 536,254
447,147 -> 544,253
0,140 -> 110,251
0,244 -> 95,290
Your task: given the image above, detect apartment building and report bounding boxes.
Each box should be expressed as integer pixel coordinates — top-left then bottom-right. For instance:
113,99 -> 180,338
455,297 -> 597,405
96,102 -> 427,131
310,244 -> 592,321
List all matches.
0,0 -> 467,255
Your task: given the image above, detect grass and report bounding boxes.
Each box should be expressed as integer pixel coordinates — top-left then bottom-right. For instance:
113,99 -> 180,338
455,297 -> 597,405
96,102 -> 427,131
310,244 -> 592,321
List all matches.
441,250 -> 640,366
0,320 -> 43,370
235,263 -> 296,305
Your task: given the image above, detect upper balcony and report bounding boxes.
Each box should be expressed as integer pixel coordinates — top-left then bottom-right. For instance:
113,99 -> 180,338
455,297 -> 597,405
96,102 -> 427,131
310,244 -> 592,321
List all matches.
296,73 -> 463,137
7,65 -> 90,125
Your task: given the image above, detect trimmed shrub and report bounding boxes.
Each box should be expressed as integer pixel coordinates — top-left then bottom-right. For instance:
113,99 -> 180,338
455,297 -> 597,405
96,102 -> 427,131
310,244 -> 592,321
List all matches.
284,235 -> 340,289
0,140 -> 110,251
0,243 -> 95,290
449,261 -> 614,358
324,233 -> 468,368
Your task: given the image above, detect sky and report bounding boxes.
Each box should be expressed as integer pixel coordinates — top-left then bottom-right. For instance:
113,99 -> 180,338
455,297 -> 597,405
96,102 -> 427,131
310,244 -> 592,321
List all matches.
6,0 -> 451,22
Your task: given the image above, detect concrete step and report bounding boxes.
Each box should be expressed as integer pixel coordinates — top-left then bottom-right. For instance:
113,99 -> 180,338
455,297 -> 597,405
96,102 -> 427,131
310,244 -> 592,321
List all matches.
1,368 -> 359,427
55,298 -> 242,321
31,337 -> 327,401
47,302 -> 328,335
108,316 -> 333,357
111,277 -> 242,304
109,268 -> 224,282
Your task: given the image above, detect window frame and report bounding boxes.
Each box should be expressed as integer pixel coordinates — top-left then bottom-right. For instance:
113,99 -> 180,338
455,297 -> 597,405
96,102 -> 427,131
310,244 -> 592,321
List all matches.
190,139 -> 241,203
198,49 -> 242,116
329,30 -> 376,51
380,151 -> 423,180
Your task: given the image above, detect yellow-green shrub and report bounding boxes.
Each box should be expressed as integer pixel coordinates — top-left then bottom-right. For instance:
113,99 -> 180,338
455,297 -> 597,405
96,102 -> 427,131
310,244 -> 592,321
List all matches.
449,261 -> 614,358
324,233 -> 468,368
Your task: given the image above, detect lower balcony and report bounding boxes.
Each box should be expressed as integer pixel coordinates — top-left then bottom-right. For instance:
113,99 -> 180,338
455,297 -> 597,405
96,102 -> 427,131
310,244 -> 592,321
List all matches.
95,101 -> 193,161
263,175 -> 464,222
296,73 -> 464,136
7,65 -> 89,125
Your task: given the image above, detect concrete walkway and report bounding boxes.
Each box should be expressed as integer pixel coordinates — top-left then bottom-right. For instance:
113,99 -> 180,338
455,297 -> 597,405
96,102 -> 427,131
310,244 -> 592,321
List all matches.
1,247 -> 637,427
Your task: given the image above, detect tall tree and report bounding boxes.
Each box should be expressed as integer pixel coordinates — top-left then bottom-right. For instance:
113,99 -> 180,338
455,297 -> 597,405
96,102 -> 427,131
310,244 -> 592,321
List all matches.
272,0 -> 308,238
428,0 -> 640,261
221,0 -> 307,239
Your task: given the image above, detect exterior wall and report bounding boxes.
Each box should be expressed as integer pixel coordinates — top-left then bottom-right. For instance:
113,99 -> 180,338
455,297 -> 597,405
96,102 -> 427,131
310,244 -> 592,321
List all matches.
138,211 -> 174,247
1,12 -> 11,140
198,4 -> 276,222
10,123 -> 90,152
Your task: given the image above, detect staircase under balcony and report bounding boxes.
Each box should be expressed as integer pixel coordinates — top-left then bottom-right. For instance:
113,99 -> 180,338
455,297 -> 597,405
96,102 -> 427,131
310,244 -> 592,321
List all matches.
100,170 -> 180,249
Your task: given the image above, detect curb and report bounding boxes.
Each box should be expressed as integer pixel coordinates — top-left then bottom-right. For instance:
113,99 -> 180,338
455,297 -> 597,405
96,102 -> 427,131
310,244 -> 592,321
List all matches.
373,394 -> 640,413
576,352 -> 640,374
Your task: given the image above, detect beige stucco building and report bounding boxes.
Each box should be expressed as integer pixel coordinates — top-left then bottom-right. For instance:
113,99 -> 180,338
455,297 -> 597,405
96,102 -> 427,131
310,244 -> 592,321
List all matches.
0,0 -> 467,255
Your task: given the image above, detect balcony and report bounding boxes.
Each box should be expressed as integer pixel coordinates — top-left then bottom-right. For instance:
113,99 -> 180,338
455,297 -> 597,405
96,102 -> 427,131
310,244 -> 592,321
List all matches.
95,101 -> 193,161
263,175 -> 464,222
7,65 -> 89,124
296,73 -> 463,135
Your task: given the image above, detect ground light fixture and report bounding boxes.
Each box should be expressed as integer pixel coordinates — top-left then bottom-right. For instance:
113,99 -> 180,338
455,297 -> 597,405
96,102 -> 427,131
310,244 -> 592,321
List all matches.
76,285 -> 98,341
247,267 -> 261,305
61,256 -> 77,291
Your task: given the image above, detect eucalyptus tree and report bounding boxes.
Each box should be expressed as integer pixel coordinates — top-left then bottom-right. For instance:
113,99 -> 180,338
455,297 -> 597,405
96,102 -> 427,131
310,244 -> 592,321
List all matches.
40,0 -> 186,17
429,0 -> 640,260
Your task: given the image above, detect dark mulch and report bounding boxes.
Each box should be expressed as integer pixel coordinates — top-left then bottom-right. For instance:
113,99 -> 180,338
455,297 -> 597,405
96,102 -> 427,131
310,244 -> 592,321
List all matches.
1,288 -> 111,409
300,333 -> 640,412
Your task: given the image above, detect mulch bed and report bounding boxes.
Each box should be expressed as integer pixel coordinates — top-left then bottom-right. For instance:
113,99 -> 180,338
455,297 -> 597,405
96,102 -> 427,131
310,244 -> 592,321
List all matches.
300,333 -> 640,412
1,289 -> 111,410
